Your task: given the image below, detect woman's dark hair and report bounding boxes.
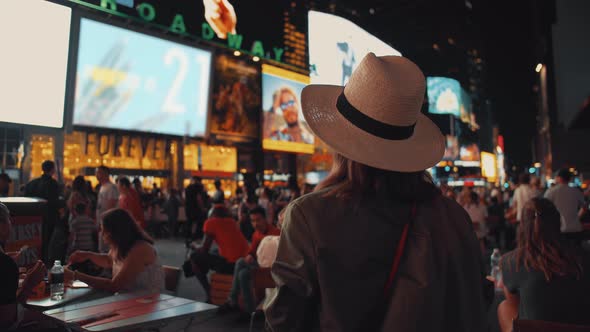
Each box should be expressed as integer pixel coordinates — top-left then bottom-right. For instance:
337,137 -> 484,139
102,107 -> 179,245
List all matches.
210,205 -> 231,218
117,177 -> 131,188
315,153 -> 439,202
72,176 -> 86,193
245,190 -> 257,204
263,187 -> 274,201
249,206 -> 267,218
101,208 -> 154,261
74,202 -> 87,215
506,197 -> 582,281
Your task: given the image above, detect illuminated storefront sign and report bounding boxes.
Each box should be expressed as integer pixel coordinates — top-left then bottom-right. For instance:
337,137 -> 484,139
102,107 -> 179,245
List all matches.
63,132 -> 176,180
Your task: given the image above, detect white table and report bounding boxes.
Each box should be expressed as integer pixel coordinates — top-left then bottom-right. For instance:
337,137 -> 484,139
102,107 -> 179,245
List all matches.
43,292 -> 217,332
26,287 -> 99,310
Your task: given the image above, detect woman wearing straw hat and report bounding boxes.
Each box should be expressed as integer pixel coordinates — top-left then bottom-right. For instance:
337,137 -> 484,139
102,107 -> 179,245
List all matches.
265,53 -> 488,331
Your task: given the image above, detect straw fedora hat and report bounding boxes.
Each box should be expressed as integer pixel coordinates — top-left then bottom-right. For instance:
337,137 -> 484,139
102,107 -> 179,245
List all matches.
301,53 -> 445,172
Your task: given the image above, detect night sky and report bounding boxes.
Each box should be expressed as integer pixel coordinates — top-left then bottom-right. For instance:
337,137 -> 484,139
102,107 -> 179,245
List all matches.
332,0 -> 552,169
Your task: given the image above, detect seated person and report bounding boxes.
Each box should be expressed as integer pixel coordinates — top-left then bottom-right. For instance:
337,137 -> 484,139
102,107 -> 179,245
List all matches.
188,205 -> 249,302
0,203 -> 46,329
498,198 -> 590,332
218,207 -> 280,318
0,203 -> 46,304
65,208 -> 164,294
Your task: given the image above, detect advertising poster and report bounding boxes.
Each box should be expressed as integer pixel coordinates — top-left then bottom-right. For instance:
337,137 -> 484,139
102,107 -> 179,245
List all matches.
210,54 -> 261,141
308,10 -> 401,86
73,18 -> 212,137
262,65 -> 314,154
427,77 -> 462,118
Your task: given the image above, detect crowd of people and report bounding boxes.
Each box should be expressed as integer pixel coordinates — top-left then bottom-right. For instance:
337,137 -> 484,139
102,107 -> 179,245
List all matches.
1,53 -> 590,331
440,170 -> 590,254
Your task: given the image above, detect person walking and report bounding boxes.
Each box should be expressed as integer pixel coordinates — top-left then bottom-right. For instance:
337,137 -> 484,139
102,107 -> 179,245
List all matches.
265,53 -> 488,331
544,169 -> 586,233
95,166 -> 118,252
24,160 -> 61,263
184,177 -> 209,243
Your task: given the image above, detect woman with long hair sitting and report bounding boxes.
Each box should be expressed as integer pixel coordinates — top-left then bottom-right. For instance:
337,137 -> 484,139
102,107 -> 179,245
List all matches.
498,197 -> 590,331
65,208 -> 164,294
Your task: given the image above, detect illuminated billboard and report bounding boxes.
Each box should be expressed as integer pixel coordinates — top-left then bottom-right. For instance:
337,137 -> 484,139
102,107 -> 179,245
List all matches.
73,18 -> 212,137
210,54 -> 261,141
308,10 -> 401,86
262,65 -> 314,154
481,151 -> 498,183
427,77 -> 462,118
1,0 -> 71,128
460,143 -> 481,162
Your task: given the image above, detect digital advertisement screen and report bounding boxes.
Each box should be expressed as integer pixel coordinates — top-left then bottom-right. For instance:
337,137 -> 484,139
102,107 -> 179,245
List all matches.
427,77 -> 462,118
308,10 -> 401,86
443,135 -> 459,161
262,65 -> 314,154
1,1 -> 71,128
73,18 -> 212,137
210,54 -> 261,141
460,143 -> 481,162
480,152 -> 498,182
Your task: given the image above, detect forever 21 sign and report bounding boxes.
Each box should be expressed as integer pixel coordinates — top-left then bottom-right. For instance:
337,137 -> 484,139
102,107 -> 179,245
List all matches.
83,132 -> 174,161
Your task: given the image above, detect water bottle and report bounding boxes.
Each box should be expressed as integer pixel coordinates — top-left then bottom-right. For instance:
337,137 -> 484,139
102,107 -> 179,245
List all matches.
50,260 -> 65,300
490,248 -> 502,287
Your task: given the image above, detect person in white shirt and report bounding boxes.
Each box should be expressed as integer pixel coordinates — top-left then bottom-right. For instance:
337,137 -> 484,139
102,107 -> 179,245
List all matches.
95,166 -> 119,252
544,169 -> 587,233
511,173 -> 537,223
463,192 -> 488,240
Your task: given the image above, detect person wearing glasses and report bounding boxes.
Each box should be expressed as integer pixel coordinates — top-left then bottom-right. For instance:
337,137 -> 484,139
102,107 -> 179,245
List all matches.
269,87 -> 313,144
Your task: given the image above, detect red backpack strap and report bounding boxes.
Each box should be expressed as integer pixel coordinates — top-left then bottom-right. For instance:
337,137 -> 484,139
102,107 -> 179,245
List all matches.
383,202 -> 417,296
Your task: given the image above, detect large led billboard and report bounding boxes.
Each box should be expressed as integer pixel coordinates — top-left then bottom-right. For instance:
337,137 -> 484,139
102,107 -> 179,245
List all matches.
262,65 -> 314,154
0,1 -> 71,128
427,77 -> 462,118
308,11 -> 401,86
73,18 -> 212,137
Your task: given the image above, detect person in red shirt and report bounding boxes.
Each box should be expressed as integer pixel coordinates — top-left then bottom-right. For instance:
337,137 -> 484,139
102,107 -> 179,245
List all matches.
187,205 -> 249,302
217,206 -> 280,319
117,177 -> 145,229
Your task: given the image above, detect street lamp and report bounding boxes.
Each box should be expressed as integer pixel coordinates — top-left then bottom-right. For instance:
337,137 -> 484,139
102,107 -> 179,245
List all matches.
535,63 -> 543,73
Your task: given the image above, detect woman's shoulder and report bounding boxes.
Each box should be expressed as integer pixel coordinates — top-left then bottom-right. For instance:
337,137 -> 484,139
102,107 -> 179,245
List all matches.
129,241 -> 157,259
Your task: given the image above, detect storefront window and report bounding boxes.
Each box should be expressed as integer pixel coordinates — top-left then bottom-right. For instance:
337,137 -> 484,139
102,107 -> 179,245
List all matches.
30,135 -> 54,179
184,142 -> 238,199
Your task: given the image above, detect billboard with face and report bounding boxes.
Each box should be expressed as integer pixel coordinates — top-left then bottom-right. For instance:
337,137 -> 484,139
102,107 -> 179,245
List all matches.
262,65 -> 313,154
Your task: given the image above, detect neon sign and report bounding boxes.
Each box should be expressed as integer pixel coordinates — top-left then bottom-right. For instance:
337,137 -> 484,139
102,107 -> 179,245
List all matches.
69,0 -> 286,63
